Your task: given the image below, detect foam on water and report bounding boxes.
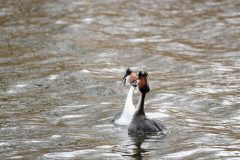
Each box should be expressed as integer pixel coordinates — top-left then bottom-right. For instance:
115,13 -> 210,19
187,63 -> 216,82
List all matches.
128,38 -> 146,43
0,142 -> 9,146
44,149 -> 95,159
48,75 -> 58,80
80,69 -> 90,73
163,147 -> 223,159
50,135 -> 62,139
61,115 -> 83,119
82,18 -> 94,24
55,20 -> 67,24
16,84 -> 27,88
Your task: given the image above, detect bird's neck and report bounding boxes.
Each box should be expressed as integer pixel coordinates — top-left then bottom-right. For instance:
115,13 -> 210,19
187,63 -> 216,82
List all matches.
136,92 -> 146,116
125,86 -> 135,106
122,86 -> 135,115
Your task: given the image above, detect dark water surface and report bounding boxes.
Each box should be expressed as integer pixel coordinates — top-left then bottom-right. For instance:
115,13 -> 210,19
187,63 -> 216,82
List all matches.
0,0 -> 240,159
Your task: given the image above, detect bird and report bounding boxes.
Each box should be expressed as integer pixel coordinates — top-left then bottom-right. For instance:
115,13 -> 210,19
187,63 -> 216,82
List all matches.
128,71 -> 165,134
112,68 -> 138,125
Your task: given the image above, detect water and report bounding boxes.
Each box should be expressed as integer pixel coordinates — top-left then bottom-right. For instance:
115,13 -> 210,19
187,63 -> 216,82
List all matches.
0,0 -> 240,159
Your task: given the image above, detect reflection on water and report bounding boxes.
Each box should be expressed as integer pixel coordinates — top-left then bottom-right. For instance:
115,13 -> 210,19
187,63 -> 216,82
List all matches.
129,134 -> 148,160
0,0 -> 240,159
128,134 -> 167,160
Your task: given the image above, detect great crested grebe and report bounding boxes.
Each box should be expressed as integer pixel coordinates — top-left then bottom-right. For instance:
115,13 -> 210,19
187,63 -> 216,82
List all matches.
112,68 -> 138,125
128,71 -> 165,134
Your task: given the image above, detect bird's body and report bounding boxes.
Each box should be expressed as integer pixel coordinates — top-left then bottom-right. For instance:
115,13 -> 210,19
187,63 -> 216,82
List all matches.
128,71 -> 165,134
128,111 -> 165,134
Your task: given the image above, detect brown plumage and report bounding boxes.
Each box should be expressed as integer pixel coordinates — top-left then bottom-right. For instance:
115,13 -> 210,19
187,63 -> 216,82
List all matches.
122,68 -> 137,86
129,72 -> 138,84
137,71 -> 150,93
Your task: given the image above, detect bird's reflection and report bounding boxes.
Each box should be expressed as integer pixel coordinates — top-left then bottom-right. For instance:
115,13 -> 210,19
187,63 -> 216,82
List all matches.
128,132 -> 167,160
128,133 -> 148,160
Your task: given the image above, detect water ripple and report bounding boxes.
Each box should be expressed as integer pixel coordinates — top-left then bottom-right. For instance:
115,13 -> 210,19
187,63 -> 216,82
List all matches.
0,0 -> 239,159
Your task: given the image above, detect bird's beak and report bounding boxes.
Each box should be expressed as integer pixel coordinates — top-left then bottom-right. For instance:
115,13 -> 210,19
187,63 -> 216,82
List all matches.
121,72 -> 128,86
130,80 -> 137,87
